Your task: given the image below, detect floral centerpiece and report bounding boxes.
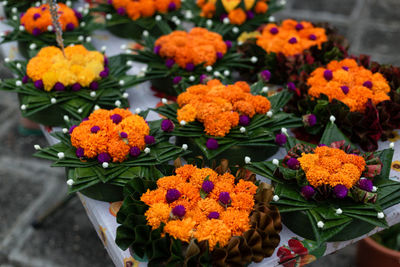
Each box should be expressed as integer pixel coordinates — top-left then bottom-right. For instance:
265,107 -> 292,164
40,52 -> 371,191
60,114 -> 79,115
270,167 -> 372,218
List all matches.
155,79 -> 303,165
94,0 -> 183,39
0,45 -> 134,126
246,121 -> 400,244
285,57 -> 400,151
1,2 -> 97,58
183,0 -> 284,39
238,19 -> 348,84
115,162 -> 282,265
129,27 -> 251,96
1,0 -> 78,18
34,108 -> 189,202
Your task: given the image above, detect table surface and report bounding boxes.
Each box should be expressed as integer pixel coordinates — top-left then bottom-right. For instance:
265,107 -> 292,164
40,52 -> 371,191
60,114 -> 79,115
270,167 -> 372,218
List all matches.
1,4 -> 400,267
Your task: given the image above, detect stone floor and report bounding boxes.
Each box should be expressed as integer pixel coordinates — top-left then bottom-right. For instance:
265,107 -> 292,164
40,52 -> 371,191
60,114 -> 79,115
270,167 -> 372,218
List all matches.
0,0 -> 399,266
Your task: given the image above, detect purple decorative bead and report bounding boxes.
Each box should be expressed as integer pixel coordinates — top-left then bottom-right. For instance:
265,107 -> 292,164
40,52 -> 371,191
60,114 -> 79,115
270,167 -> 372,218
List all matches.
288,37 -> 297,44
153,45 -> 161,55
173,76 -> 182,84
66,23 -> 75,31
144,135 -> 155,144
165,58 -> 175,68
91,126 -> 100,133
269,27 -> 279,34
309,34 -> 317,40
261,69 -> 271,81
246,10 -> 254,20
90,81 -> 99,90
359,178 -> 373,192
100,68 -> 109,78
206,138 -> 218,150
295,23 -> 304,31
202,180 -> 214,193
363,81 -> 373,89
199,74 -> 207,84
32,27 -> 41,36
341,85 -> 349,94
303,114 -> 317,127
166,189 -> 181,203
333,184 -> 348,199
71,83 -> 81,91
33,13 -> 41,20
69,125 -> 77,134
117,7 -> 126,15
129,146 -> 141,157
287,158 -> 300,170
342,66 -> 349,71
34,80 -> 44,90
275,133 -> 287,146
54,82 -> 65,91
216,52 -> 223,59
287,82 -> 296,92
76,147 -> 84,158
219,192 -> 231,205
301,185 -> 315,199
225,40 -> 232,50
22,75 -> 29,84
239,115 -> 250,126
161,119 -> 174,132
168,1 -> 177,11
185,62 -> 195,72
323,69 -> 333,81
120,132 -> 128,138
172,205 -> 186,217
208,211 -> 220,219
110,114 -> 122,124
97,152 -> 111,163
73,9 -> 83,20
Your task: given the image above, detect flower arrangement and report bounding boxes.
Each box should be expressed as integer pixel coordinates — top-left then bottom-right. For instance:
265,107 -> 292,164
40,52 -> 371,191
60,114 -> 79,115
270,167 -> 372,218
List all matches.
184,0 -> 284,39
246,121 -> 400,244
1,2 -> 97,58
34,108 -> 189,202
0,45 -> 134,126
94,0 -> 183,40
1,0 -> 77,18
128,27 -> 251,96
285,57 -> 400,151
115,161 -> 282,265
155,79 -> 303,165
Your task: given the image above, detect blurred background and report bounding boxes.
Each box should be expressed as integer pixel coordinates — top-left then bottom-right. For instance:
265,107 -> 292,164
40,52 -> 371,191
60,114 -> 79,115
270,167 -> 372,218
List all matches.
0,0 -> 399,266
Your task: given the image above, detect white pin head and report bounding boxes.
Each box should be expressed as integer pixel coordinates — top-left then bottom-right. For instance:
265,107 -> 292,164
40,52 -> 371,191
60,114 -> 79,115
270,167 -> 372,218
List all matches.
240,127 -> 246,133
66,179 -> 74,186
250,56 -> 258,63
267,111 -> 273,118
115,100 -> 122,107
50,98 -> 57,104
244,156 -> 251,164
34,144 -> 41,150
336,208 -> 343,215
317,221 -> 324,228
272,195 -> 279,202
377,212 -> 384,219
330,115 -> 336,123
102,162 -> 109,168
57,152 -> 65,159
144,147 -> 151,154
272,159 -> 279,165
182,144 -> 188,150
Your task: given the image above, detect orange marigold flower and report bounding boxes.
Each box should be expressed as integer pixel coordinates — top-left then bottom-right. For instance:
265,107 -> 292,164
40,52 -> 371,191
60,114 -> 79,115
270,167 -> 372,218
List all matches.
220,208 -> 251,236
164,218 -> 196,242
254,1 -> 268,13
200,2 -> 216,18
175,164 -> 198,180
157,175 -> 186,190
144,202 -> 171,229
113,0 -> 181,20
228,8 -> 247,25
194,220 -> 232,249
141,188 -> 167,206
177,104 -> 197,123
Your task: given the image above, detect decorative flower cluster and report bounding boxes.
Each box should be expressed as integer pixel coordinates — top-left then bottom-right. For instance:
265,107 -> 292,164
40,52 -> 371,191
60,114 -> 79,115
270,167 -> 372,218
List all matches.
140,165 -> 258,249
154,27 -> 227,69
69,108 -> 153,163
111,0 -> 181,20
256,19 -> 328,56
197,0 -> 269,25
307,58 -> 390,113
175,79 -> 271,137
20,3 -> 80,35
26,45 -> 107,91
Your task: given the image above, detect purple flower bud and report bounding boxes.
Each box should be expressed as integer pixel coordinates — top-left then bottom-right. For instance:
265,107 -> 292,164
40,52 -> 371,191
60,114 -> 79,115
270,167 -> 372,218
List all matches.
208,211 -> 220,219
275,133 -> 287,146
69,125 -> 77,134
34,79 -> 44,90
303,114 -> 317,127
73,9 -> 83,20
100,68 -> 109,78
287,158 -> 300,170
32,27 -> 41,36
199,74 -> 207,84
97,152 -> 111,163
104,57 -> 109,66
318,144 -> 327,147
166,189 -> 181,203
172,205 -> 186,217
173,76 -> 182,84
153,45 -> 161,55
129,146 -> 141,157
20,12 -> 25,18
287,82 -> 296,92
202,180 -> 214,193
309,34 -> 317,40
341,85 -> 349,94
239,115 -> 250,126
144,135 -> 155,144
22,75 -> 29,84
91,126 -> 100,133
120,132 -> 128,138
295,23 -> 304,31
33,13 -> 41,20
269,27 -> 279,34
90,81 -> 99,91
225,40 -> 232,50
216,52 -> 223,59
359,178 -> 373,192
76,147 -> 84,158
342,66 -> 349,71
110,114 -> 122,124
333,184 -> 348,199
66,23 -> 75,31
324,70 -> 333,81
288,37 -> 297,44
82,117 -> 89,121
301,185 -> 315,199
71,83 -> 81,91
161,119 -> 174,132
165,58 -> 175,68
261,69 -> 271,81
206,138 -> 218,150
107,0 -> 112,4
219,192 -> 231,205
41,6 -> 47,11
54,82 -> 65,91
219,14 -> 228,21
363,81 -> 373,89
246,10 -> 254,20
117,7 -> 126,15
185,62 -> 195,71
168,1 -> 177,11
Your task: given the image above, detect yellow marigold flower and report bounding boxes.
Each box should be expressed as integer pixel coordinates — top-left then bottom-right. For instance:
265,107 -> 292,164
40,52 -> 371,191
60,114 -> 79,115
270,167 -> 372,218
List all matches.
42,71 -> 58,91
